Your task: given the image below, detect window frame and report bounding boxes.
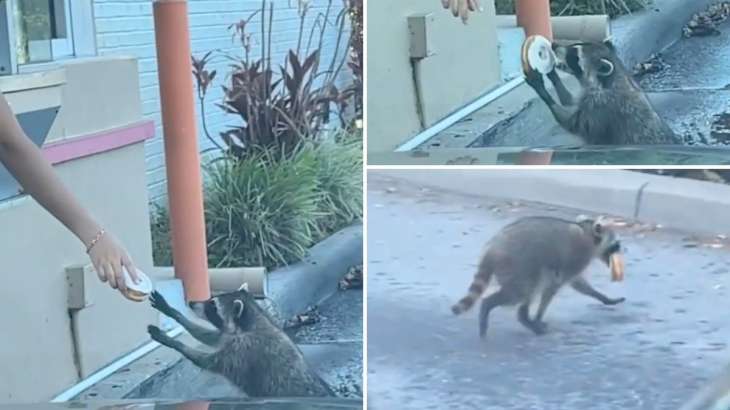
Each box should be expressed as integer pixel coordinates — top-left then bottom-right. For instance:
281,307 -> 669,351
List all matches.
0,0 -> 96,76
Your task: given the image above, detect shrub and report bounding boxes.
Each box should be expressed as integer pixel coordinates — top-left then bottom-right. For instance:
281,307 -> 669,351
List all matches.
150,204 -> 173,267
150,137 -> 362,269
311,136 -> 363,239
204,146 -> 322,268
494,0 -> 650,18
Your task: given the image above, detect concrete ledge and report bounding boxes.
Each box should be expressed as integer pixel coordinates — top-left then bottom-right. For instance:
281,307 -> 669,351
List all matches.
375,169 -> 730,236
267,223 -> 363,321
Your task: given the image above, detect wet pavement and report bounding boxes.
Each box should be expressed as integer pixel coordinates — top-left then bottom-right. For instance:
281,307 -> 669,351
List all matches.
367,171 -> 730,410
430,11 -> 730,149
126,289 -> 363,400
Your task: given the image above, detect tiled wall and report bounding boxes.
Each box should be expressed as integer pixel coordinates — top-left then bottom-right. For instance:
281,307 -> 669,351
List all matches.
93,0 -> 351,201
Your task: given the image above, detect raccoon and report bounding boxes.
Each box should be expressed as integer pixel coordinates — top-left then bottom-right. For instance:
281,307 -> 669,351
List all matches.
525,39 -> 679,145
147,289 -> 334,397
451,215 -> 625,338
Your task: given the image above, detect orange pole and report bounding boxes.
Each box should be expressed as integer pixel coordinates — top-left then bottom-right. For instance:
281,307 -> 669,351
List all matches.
515,1 -> 554,165
153,0 -> 210,302
515,0 -> 553,40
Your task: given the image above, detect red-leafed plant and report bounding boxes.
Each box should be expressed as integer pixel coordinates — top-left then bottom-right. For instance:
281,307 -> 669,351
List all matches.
192,0 -> 360,159
346,0 -> 363,122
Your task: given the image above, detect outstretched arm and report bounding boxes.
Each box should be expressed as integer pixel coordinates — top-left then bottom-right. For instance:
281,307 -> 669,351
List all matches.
524,70 -> 579,125
0,92 -> 139,293
150,291 -> 221,346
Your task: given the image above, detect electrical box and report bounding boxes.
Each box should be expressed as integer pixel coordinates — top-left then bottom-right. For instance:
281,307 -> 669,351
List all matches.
408,13 -> 436,59
66,264 -> 96,310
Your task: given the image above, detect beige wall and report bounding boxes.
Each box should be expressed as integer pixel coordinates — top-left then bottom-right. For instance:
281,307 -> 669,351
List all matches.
367,0 -> 501,154
47,57 -> 143,144
0,57 -> 157,402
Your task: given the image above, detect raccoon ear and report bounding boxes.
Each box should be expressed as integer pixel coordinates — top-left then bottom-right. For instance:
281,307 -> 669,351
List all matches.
238,282 -> 249,292
603,38 -> 615,50
233,300 -> 245,318
597,59 -> 614,77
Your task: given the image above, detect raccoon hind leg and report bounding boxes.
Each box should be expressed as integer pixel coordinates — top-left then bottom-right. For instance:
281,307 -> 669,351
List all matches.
479,289 -> 520,339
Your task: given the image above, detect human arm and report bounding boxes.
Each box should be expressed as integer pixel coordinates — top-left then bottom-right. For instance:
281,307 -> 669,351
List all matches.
0,92 -> 139,292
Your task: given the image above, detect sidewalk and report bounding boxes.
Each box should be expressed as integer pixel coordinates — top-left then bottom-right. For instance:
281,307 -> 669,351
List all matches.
371,169 -> 730,236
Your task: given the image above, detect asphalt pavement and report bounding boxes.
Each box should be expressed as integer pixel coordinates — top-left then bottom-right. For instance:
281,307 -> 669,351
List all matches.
367,171 -> 730,410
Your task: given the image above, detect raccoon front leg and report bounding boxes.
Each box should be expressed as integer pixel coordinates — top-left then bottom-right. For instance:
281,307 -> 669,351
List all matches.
525,70 -> 579,126
516,303 -> 544,335
149,291 -> 221,346
530,284 -> 560,335
546,70 -> 574,106
148,325 -> 213,370
570,277 -> 625,306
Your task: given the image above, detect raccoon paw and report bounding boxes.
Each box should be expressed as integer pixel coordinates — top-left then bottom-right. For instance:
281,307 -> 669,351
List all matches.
604,297 -> 626,306
148,325 -> 167,344
524,69 -> 544,89
149,291 -> 171,313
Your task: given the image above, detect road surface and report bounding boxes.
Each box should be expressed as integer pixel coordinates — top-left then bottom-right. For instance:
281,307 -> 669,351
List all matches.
367,171 -> 730,410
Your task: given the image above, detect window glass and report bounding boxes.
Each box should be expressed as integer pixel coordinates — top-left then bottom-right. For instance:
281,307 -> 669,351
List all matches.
13,0 -> 53,64
12,0 -> 73,65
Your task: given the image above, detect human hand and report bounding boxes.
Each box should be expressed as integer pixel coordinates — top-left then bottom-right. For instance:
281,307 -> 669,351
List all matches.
87,230 -> 139,294
441,0 -> 481,23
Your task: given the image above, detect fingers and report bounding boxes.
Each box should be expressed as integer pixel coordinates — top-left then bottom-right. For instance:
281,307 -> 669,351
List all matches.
468,0 -> 480,11
95,262 -> 107,283
441,0 -> 450,8
459,0 -> 469,23
112,259 -> 128,294
450,0 -> 459,17
103,263 -> 118,289
123,255 -> 140,284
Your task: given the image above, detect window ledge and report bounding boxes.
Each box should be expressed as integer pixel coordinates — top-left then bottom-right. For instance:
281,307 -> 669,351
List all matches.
0,69 -> 66,93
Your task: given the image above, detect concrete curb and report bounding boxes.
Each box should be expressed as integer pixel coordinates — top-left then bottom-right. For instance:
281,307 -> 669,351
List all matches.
374,169 -> 730,236
611,0 -> 718,68
266,223 -> 364,322
69,223 -> 363,401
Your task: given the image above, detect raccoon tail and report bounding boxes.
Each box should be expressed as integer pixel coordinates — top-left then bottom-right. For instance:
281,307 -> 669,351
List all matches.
451,258 -> 494,315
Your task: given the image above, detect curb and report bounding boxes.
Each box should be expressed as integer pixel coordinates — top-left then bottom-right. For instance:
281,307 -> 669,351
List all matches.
68,223 -> 363,401
374,169 -> 730,236
611,0 -> 718,68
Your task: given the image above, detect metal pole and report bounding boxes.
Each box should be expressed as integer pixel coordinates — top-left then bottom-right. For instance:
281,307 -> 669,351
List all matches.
152,0 -> 210,302
515,0 -> 554,165
515,0 -> 553,40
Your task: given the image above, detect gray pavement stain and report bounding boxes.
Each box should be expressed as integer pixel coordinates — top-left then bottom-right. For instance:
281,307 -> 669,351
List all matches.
367,173 -> 730,410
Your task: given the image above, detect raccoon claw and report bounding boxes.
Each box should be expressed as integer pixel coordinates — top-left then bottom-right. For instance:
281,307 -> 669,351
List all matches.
604,297 -> 626,306
149,291 -> 171,313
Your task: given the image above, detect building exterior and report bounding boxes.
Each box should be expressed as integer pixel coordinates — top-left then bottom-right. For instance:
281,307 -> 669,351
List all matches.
0,0 -> 347,402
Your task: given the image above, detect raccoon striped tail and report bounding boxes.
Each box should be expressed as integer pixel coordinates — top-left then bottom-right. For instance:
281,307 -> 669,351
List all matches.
451,259 -> 493,315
